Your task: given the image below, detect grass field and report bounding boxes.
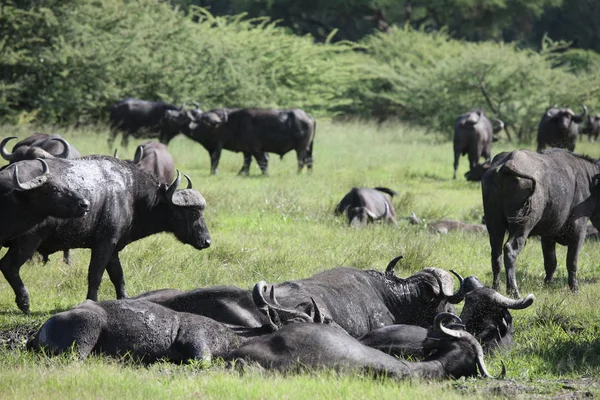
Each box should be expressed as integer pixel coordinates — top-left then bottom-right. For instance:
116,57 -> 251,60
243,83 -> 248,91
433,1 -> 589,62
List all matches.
1,120 -> 600,399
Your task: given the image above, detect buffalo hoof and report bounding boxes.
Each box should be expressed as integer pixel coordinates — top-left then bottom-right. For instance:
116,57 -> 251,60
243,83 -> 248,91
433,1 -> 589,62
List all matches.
16,296 -> 30,315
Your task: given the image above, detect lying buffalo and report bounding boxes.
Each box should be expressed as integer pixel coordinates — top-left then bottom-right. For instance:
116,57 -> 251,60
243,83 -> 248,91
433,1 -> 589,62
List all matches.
453,109 -> 503,180
0,159 -> 89,246
1,134 -> 79,164
165,107 -> 316,175
464,162 -> 490,182
428,220 -> 487,235
1,156 -> 211,313
227,313 -> 497,380
482,148 -> 600,297
537,105 -> 587,151
459,276 -> 535,351
27,299 -> 241,363
108,98 -> 183,147
582,113 -> 600,142
129,141 -> 175,184
251,256 -> 463,338
334,187 -> 397,226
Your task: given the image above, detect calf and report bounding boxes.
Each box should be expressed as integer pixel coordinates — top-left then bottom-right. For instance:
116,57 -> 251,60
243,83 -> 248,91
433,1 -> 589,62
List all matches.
334,187 -> 397,226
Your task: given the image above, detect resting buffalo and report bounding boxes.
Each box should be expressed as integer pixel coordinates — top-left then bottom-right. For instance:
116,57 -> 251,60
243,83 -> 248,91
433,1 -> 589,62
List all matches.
453,109 -> 504,180
482,148 -> 600,297
582,113 -> 600,142
108,98 -> 183,147
428,220 -> 487,235
27,299 -> 241,363
459,276 -> 534,351
134,285 -> 270,328
165,107 -> 316,175
537,105 -> 587,151
1,156 -> 211,313
0,159 -> 89,246
128,141 -> 175,184
334,187 -> 397,226
1,134 -> 79,164
227,313 -> 496,380
250,255 -> 463,338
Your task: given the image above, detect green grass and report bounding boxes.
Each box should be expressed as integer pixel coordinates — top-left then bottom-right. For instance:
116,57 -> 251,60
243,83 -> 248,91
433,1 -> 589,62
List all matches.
1,121 -> 600,399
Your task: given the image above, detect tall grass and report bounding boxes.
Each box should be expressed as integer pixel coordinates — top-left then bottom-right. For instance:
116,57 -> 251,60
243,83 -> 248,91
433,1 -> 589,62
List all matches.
1,120 -> 600,398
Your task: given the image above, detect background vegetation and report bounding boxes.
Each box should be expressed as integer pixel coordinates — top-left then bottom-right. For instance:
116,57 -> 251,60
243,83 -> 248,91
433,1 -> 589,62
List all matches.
1,122 -> 600,398
2,0 -> 600,143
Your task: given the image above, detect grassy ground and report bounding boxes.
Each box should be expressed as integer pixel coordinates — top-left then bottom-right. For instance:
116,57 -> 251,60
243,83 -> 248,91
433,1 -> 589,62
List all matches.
1,121 -> 600,399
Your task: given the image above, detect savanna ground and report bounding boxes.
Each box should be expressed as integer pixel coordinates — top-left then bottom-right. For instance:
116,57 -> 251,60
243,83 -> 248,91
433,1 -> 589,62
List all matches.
1,120 -> 600,399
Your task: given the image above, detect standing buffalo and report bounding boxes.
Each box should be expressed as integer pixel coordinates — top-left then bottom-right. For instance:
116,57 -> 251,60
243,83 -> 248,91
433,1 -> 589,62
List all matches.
482,149 -> 600,297
1,156 -> 211,313
250,256 -> 464,338
334,187 -> 397,226
453,109 -> 504,180
129,141 -> 175,184
108,98 -> 183,147
537,105 -> 587,151
0,159 -> 89,246
165,107 -> 316,175
582,113 -> 600,142
1,134 -> 79,164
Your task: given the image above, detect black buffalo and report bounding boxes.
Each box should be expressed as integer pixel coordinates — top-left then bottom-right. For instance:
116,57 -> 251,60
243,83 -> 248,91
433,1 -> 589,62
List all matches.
482,149 -> 600,297
129,141 -> 175,184
108,98 -> 183,147
582,113 -> 600,142
453,109 -> 504,180
250,255 -> 464,338
165,107 -> 316,175
227,313 -> 496,380
1,156 -> 211,313
334,187 -> 397,226
0,159 -> 89,246
1,134 -> 79,164
537,105 -> 587,152
27,299 -> 241,363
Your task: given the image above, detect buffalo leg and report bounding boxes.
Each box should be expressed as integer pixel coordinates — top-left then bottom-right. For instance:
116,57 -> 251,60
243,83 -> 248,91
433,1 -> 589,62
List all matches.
488,223 -> 506,292
210,149 -> 222,175
540,237 -> 557,283
238,153 -> 252,176
296,149 -> 307,174
565,233 -> 585,292
503,228 -> 528,298
105,254 -> 128,299
253,152 -> 269,175
453,151 -> 460,179
0,241 -> 41,313
86,245 -> 118,301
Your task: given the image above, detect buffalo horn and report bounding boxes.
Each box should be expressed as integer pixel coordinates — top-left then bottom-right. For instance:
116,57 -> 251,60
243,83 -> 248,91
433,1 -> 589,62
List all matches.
113,148 -> 119,159
385,255 -> 404,277
133,145 -> 143,164
433,270 -> 465,304
252,281 -> 315,325
493,119 -> 504,134
579,104 -> 588,119
14,158 -> 50,190
184,173 -> 192,189
434,312 -> 502,379
0,136 -> 17,161
488,291 -> 535,310
166,170 -> 181,203
50,137 -> 70,158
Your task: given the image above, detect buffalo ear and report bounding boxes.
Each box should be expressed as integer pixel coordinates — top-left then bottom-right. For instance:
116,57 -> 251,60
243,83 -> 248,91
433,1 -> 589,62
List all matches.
591,174 -> 600,190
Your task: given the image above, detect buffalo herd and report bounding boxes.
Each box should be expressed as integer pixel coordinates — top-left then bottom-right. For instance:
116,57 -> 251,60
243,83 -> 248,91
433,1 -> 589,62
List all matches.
3,99 -> 600,383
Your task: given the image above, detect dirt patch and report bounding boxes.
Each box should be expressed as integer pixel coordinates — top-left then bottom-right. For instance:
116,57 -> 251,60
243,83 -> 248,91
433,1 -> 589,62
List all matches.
455,378 -> 598,399
0,323 -> 39,351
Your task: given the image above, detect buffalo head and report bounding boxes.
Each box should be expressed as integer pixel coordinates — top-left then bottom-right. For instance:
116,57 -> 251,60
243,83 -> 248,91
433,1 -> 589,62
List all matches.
546,105 -> 587,129
1,136 -> 73,163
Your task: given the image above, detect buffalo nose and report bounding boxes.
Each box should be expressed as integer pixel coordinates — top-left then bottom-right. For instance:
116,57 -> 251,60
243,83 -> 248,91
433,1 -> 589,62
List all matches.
80,199 -> 90,211
204,238 -> 211,248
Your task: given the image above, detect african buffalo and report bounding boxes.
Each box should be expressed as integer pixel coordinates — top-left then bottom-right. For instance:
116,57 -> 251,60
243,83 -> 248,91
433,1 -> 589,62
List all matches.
464,162 -> 490,182
1,156 -> 211,313
428,220 -> 487,235
482,148 -> 600,297
165,107 -> 316,175
453,109 -> 504,179
459,276 -> 534,351
334,187 -> 397,226
27,299 -> 241,363
1,134 -> 79,164
0,159 -> 89,246
582,113 -> 600,142
250,255 -> 464,338
129,141 -> 175,184
108,98 -> 183,147
537,105 -> 587,151
227,313 -> 497,380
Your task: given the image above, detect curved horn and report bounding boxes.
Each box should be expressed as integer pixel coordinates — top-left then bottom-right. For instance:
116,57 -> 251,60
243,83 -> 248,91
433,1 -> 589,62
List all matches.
133,145 -> 143,164
183,173 -> 192,189
252,281 -> 315,325
166,170 -> 181,203
1,136 -> 17,161
50,137 -> 70,158
14,158 -> 50,190
446,270 -> 465,304
252,281 -> 271,309
385,255 -> 404,276
113,148 -> 119,159
487,291 -> 535,310
435,312 -> 498,378
492,119 -> 504,134
579,104 -> 588,119
310,297 -> 324,323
